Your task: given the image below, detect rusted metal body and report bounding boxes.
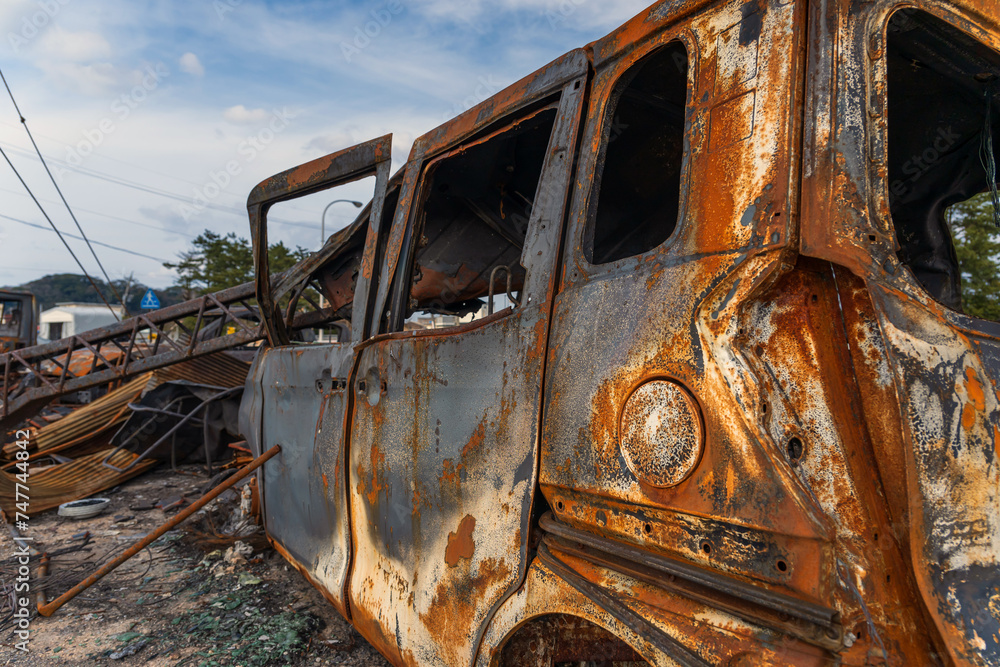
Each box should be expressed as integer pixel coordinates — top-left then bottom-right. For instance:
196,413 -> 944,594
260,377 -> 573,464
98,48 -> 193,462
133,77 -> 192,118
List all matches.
240,0 -> 1000,664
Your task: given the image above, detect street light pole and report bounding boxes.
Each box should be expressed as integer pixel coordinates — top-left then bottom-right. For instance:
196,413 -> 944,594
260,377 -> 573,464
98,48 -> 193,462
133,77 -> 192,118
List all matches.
318,199 -> 363,342
321,199 -> 364,248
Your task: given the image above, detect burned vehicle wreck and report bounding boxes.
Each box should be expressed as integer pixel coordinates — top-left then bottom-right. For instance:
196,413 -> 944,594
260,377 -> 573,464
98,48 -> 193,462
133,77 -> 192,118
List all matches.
239,0 -> 1000,664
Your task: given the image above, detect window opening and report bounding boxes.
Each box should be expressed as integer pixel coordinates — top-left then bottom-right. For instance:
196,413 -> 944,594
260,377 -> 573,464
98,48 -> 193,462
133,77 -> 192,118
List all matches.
295,184 -> 399,343
0,300 -> 23,337
886,9 -> 1000,317
586,41 -> 689,265
396,105 -> 558,331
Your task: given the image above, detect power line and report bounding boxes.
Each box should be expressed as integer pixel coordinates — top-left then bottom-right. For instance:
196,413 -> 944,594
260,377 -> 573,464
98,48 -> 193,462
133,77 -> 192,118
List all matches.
0,145 -> 120,317
0,118 -> 250,202
0,120 -> 339,219
0,186 -> 197,239
0,213 -> 169,262
0,141 -> 353,231
0,67 -> 129,317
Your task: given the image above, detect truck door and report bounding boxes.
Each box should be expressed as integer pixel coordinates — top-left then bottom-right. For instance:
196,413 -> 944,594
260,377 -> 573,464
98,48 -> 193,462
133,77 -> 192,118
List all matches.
539,0 -> 835,640
239,137 -> 393,619
347,54 -> 587,666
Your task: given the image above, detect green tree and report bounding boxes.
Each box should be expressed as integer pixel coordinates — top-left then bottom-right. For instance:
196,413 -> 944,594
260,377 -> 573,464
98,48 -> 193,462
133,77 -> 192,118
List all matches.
948,193 -> 1000,321
164,231 -> 307,297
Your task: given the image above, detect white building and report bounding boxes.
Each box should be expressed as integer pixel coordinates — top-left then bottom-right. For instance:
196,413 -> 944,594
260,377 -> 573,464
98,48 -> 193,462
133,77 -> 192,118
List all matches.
39,303 -> 124,341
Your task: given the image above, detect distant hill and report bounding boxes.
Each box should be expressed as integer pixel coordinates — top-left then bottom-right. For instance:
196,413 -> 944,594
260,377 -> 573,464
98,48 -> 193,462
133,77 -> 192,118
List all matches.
4,274 -> 187,313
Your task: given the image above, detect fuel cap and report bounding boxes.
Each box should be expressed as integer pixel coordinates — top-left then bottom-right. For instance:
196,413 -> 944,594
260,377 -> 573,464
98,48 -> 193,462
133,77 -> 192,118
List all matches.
620,379 -> 704,488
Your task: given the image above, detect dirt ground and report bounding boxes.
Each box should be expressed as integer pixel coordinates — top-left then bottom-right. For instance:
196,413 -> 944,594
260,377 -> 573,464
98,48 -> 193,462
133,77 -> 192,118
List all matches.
0,465 -> 391,666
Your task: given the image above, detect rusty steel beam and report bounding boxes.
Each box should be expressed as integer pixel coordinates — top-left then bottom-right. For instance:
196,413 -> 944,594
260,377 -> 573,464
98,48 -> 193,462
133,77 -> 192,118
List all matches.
36,444 -> 281,617
0,285 -> 343,434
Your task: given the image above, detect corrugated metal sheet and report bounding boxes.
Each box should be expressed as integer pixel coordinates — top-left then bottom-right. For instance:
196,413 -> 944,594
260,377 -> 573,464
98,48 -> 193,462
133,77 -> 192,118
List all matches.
152,352 -> 251,389
0,448 -> 157,515
2,374 -> 150,459
0,352 -> 252,515
2,352 -> 251,460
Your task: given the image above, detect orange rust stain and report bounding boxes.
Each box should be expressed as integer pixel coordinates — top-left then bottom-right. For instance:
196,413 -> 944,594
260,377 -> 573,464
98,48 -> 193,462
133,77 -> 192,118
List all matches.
322,473 -> 329,490
367,443 -> 387,506
444,514 -> 476,566
418,556 -> 512,665
461,421 -> 486,459
285,154 -> 334,189
966,367 -> 986,411
412,483 -> 431,518
963,404 -> 977,432
440,458 -> 464,491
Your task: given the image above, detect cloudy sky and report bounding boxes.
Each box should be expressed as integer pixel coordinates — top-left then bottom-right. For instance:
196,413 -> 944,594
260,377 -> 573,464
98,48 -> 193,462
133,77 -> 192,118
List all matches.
0,0 -> 651,291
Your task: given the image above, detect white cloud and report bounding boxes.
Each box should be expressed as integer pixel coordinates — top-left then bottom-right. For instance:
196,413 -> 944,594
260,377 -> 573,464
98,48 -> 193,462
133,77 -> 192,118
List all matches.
36,61 -> 119,96
37,27 -> 112,62
223,105 -> 270,124
0,0 -> 651,289
179,52 -> 204,76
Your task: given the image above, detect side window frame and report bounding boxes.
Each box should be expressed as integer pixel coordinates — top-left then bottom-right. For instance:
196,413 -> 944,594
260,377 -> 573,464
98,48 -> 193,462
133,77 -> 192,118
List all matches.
867,1 -> 1000,327
248,135 -> 393,346
381,92 -> 578,335
568,30 -> 698,278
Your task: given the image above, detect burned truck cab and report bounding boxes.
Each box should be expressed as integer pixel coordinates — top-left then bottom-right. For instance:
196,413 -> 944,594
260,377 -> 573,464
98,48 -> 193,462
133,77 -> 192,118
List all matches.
240,0 -> 1000,664
0,291 -> 37,353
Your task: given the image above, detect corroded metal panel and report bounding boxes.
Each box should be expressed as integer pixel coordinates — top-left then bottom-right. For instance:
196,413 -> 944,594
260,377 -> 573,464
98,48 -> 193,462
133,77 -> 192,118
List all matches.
256,344 -> 355,617
800,0 -> 1000,662
739,261 -> 941,660
344,70 -> 587,667
868,282 -> 1000,665
349,308 -> 546,665
478,555 -> 832,667
541,0 -> 825,615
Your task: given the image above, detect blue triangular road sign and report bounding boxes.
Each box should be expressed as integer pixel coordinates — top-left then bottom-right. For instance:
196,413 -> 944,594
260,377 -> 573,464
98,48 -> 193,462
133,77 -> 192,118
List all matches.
140,289 -> 161,310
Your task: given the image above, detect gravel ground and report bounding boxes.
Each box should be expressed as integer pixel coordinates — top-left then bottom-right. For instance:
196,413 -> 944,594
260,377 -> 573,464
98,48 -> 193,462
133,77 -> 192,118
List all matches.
0,465 -> 391,666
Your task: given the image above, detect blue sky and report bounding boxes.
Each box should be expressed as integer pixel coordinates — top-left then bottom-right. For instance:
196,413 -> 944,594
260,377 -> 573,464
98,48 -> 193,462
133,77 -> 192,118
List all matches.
0,0 -> 651,290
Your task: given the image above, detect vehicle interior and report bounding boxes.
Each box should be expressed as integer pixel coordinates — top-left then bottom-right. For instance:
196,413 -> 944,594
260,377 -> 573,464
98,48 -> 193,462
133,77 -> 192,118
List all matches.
886,8 -> 1000,315
397,103 -> 558,327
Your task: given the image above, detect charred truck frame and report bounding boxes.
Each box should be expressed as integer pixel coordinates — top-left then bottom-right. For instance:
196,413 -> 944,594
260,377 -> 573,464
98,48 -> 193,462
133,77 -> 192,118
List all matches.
239,0 -> 1000,664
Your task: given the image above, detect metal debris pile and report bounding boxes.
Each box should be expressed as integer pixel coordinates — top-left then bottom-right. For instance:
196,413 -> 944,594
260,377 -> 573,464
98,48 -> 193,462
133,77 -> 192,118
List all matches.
0,351 -> 251,516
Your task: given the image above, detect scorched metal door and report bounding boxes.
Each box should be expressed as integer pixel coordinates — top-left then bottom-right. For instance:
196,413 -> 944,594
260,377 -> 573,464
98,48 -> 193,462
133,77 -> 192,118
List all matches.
346,65 -> 588,666
538,0 -> 836,648
252,344 -> 356,618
